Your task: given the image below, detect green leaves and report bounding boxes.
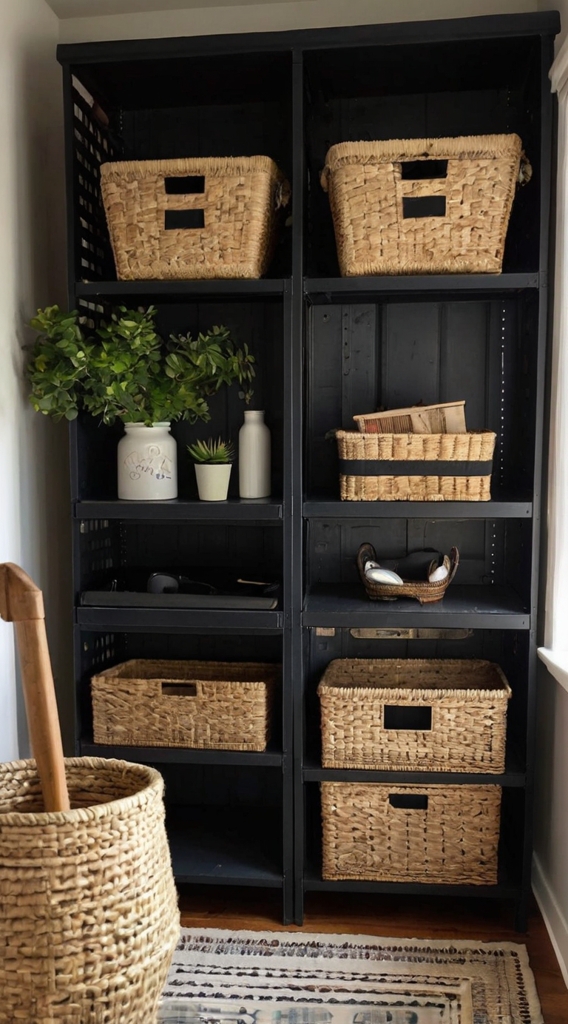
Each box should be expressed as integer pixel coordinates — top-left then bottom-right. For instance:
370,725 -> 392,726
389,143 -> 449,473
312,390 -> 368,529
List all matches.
187,437 -> 236,464
26,305 -> 255,427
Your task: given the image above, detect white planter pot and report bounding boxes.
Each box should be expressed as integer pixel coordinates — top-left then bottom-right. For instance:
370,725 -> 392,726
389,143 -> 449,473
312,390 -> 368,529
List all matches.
117,423 -> 177,500
194,463 -> 232,501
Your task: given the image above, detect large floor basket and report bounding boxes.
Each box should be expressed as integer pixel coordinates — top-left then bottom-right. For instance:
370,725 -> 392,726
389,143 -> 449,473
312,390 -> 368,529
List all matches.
0,757 -> 180,1024
101,156 -> 290,280
321,134 -> 524,276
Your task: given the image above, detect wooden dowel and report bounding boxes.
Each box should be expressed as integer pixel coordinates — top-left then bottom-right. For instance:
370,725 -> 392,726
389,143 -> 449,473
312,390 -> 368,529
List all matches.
0,563 -> 70,813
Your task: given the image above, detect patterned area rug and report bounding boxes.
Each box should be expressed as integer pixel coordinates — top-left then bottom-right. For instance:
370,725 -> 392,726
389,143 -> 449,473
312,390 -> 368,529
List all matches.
158,928 -> 543,1024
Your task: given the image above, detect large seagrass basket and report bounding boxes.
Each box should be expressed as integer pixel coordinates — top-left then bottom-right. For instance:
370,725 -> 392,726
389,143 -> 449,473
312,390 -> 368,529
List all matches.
318,658 -> 512,772
321,134 -> 525,276
92,658 -> 278,750
0,757 -> 180,1024
337,429 -> 496,501
321,781 -> 501,884
100,156 -> 290,280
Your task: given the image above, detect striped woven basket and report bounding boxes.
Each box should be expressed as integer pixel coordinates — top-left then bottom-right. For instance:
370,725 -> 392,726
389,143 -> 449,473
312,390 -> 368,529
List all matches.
320,134 -> 525,276
337,429 -> 496,501
100,156 -> 290,280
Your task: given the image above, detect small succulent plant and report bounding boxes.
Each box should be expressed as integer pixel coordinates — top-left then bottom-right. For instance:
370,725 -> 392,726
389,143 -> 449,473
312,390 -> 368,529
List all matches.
187,438 -> 235,464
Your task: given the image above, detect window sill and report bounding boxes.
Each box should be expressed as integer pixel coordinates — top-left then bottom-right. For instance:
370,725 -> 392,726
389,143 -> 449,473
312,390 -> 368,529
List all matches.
538,648 -> 568,695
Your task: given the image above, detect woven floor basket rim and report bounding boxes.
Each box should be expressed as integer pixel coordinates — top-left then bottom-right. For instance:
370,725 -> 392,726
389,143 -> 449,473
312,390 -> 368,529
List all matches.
322,133 -> 522,174
0,756 -> 162,825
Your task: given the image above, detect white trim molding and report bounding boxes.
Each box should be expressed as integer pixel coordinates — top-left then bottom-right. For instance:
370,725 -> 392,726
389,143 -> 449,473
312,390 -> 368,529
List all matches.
533,853 -> 568,990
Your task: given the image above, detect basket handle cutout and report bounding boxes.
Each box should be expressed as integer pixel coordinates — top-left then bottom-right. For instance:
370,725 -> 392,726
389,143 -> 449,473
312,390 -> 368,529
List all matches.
384,705 -> 432,731
161,682 -> 198,697
401,159 -> 448,180
165,209 -> 205,230
403,196 -> 446,219
389,793 -> 429,811
165,175 -> 205,195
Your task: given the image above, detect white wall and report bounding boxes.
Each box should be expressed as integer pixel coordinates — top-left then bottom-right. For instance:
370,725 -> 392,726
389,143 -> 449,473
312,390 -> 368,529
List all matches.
58,0 -> 539,43
533,664 -> 568,986
0,0 -> 72,761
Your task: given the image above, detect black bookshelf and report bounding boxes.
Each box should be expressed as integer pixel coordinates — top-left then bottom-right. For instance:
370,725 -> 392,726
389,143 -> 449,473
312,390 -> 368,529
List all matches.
58,8 -> 558,929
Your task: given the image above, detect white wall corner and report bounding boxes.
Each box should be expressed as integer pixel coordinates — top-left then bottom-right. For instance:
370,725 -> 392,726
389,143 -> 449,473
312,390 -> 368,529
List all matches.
533,853 -> 568,989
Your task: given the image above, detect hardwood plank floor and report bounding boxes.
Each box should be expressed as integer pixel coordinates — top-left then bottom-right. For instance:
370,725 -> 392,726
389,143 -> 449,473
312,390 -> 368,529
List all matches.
179,887 -> 568,1024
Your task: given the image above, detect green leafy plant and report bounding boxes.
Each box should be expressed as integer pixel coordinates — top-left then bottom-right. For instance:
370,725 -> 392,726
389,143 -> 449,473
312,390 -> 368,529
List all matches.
27,306 -> 255,427
187,438 -> 236,464
27,306 -> 94,421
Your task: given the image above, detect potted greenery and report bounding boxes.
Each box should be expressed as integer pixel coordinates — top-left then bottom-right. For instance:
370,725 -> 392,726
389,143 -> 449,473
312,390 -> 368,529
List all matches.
27,305 -> 254,500
187,438 -> 235,502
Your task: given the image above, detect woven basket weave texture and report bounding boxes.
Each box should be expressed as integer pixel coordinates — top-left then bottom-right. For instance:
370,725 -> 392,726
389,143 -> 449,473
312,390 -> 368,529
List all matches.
321,134 -> 523,276
337,429 -> 496,500
100,156 -> 289,280
92,659 -> 278,750
318,658 -> 511,772
0,757 -> 179,1024
321,781 -> 501,883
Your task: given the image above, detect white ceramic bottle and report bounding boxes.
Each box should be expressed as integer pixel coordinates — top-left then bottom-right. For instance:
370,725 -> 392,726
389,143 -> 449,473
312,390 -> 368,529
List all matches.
239,410 -> 271,498
117,422 -> 177,500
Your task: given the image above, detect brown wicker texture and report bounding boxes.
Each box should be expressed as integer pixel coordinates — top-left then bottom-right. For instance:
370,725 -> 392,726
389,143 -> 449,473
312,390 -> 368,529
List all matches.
353,401 -> 466,434
0,756 -> 179,1024
320,135 -> 524,276
321,781 -> 501,884
100,156 -> 290,280
337,429 -> 496,501
318,658 -> 512,772
357,542 -> 459,605
92,659 -> 279,750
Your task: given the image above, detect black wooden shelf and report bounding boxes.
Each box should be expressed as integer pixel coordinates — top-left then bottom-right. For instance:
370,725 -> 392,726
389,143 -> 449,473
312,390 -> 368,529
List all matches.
80,738 -> 283,766
76,607 -> 283,631
305,273 -> 539,301
303,760 -> 525,787
303,871 -> 520,899
75,279 -> 288,299
75,499 -> 283,521
167,806 -> 283,887
303,584 -> 529,629
59,10 -> 555,927
303,500 -> 532,519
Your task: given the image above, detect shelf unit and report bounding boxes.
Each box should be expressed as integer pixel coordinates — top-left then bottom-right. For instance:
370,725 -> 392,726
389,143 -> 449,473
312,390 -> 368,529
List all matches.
58,8 -> 558,929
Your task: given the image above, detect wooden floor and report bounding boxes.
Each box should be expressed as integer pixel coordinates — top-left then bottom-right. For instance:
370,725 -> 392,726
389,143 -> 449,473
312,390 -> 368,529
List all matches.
179,887 -> 568,1024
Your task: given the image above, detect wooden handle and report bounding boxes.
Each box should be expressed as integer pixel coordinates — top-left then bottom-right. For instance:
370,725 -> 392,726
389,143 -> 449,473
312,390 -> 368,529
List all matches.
0,563 -> 70,812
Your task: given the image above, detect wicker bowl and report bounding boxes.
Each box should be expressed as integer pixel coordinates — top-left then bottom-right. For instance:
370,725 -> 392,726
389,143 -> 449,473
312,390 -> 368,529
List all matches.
357,541 -> 459,604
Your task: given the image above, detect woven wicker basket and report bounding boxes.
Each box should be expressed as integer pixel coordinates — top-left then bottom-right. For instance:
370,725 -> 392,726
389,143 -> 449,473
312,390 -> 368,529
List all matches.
337,429 -> 496,501
92,659 -> 278,750
320,134 -> 524,276
0,757 -> 179,1024
357,542 -> 459,604
318,658 -> 511,772
100,156 -> 290,280
321,781 -> 501,883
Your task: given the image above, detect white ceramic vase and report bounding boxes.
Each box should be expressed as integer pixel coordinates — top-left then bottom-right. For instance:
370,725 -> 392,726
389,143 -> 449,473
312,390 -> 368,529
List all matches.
194,463 -> 232,501
117,422 -> 177,500
239,410 -> 271,498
